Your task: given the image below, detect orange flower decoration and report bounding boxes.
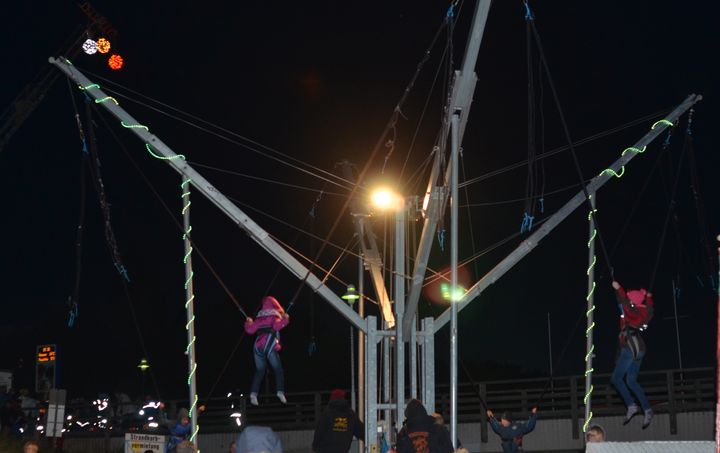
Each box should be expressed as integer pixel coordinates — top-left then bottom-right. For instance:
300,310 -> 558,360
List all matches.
108,54 -> 124,70
97,38 -> 111,54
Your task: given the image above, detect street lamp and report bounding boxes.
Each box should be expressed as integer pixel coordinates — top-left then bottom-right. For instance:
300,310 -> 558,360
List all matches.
343,285 -> 360,303
370,187 -> 402,212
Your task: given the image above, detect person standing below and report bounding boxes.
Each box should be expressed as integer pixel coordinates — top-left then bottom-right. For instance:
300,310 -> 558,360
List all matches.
312,389 -> 364,453
244,296 -> 290,406
486,407 -> 537,453
610,280 -> 654,428
396,399 -> 453,453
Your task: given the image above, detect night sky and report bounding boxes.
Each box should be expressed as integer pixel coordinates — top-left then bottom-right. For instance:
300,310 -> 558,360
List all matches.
1,1 -> 718,402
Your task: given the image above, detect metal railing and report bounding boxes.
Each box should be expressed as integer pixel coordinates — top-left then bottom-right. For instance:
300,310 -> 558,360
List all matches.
62,366 -> 714,439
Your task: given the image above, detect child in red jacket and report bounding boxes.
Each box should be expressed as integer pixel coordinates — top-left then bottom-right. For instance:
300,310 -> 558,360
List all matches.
610,281 -> 654,429
244,296 -> 290,406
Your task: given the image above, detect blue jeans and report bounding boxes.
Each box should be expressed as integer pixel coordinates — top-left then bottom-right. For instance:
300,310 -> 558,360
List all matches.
250,348 -> 284,394
611,346 -> 650,410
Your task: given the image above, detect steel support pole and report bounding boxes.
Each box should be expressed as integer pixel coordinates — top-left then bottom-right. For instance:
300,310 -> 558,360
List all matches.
383,327 -> 390,436
434,94 -> 702,333
671,279 -> 684,371
366,316 -> 378,453
421,317 -> 436,413
410,316 -> 417,399
714,236 -> 720,452
49,57 -> 366,333
181,177 -> 199,444
449,112 -> 460,449
584,194 -> 596,433
358,231 -> 365,453
395,203 -> 406,428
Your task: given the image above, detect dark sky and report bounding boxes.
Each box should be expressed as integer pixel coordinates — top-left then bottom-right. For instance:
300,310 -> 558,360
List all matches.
1,1 -> 718,401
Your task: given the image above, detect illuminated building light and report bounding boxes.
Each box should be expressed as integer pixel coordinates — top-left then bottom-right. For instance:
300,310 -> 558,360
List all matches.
148,417 -> 154,421
108,54 -> 124,70
95,96 -> 119,105
651,119 -> 673,130
148,422 -> 159,428
82,39 -> 98,55
79,84 -> 100,91
230,412 -> 242,418
96,38 -> 111,54
440,282 -> 466,302
227,393 -> 232,398
145,143 -> 185,160
36,425 -> 44,431
121,121 -> 149,131
138,410 -> 145,416
235,418 -> 242,427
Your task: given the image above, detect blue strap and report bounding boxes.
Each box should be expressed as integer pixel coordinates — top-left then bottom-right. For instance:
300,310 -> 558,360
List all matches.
520,212 -> 535,234
437,229 -> 446,251
68,303 -> 78,327
538,197 -> 545,214
524,1 -> 534,21
115,263 -> 130,282
308,339 -> 317,357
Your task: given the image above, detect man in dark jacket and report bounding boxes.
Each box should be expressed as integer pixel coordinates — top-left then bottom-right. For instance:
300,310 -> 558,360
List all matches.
487,407 -> 537,453
312,389 -> 364,453
396,399 -> 454,453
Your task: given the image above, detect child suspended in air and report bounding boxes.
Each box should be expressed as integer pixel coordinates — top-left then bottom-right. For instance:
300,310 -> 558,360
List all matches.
610,280 -> 654,429
245,296 -> 290,406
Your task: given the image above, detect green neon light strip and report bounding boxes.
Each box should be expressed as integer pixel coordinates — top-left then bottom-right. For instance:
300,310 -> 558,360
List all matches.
190,424 -> 199,442
586,321 -> 595,336
621,145 -> 647,156
586,256 -> 597,275
183,226 -> 193,240
585,344 -> 594,361
188,362 -> 197,385
651,119 -> 673,130
186,335 -> 196,352
586,305 -> 595,316
182,201 -> 192,215
184,271 -> 194,289
584,384 -> 594,404
95,96 -> 118,105
586,283 -> 596,301
79,84 -> 100,90
587,209 -> 597,221
183,248 -> 193,264
185,294 -> 195,309
145,143 -> 185,160
189,394 -> 198,417
583,411 -> 594,432
587,229 -> 597,247
64,58 -> 73,66
186,315 -> 195,330
181,178 -> 192,188
121,121 -> 149,132
601,166 -> 625,178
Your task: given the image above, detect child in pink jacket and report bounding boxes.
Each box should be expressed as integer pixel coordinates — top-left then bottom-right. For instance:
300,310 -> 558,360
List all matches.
244,296 -> 290,406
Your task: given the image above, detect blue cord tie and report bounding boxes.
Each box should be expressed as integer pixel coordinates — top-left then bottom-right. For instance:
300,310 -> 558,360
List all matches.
538,197 -> 545,214
68,304 -> 78,327
437,229 -> 446,251
115,263 -> 130,282
308,340 -> 317,357
675,286 -> 682,299
520,212 -> 535,234
524,1 -> 534,21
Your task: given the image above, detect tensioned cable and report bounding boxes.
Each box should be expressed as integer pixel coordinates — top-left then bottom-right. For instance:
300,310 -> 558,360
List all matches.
190,161 -> 344,196
91,86 -> 356,194
458,109 -> 670,189
422,215 -> 552,288
526,0 -> 613,277
93,105 -> 248,317
72,68 -> 357,192
462,178 -> 592,208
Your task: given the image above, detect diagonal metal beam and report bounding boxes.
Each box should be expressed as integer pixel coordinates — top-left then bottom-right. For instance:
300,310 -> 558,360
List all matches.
433,94 -> 702,332
402,0 -> 492,337
50,57 -> 367,333
339,163 -> 395,327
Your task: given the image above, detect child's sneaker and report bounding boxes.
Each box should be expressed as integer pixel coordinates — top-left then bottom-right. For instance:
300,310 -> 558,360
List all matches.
249,393 -> 259,406
277,392 -> 287,404
642,409 -> 654,429
623,404 -> 639,425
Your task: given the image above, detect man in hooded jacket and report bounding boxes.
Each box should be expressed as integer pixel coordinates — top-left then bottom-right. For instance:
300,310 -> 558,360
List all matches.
396,399 -> 453,453
486,408 -> 537,453
312,389 -> 364,453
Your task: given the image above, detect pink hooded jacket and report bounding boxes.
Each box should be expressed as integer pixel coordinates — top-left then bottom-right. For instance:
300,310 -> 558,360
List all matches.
244,296 -> 290,352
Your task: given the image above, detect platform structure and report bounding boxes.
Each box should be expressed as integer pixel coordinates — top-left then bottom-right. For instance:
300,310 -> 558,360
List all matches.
49,9 -> 703,451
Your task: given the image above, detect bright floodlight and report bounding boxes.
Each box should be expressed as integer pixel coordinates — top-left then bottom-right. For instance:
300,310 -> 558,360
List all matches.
371,187 -> 399,211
